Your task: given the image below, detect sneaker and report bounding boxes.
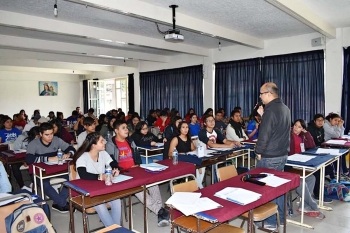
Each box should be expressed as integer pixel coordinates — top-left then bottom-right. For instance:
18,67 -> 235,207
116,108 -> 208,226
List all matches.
256,222 -> 278,231
297,208 -> 325,219
314,196 -> 333,203
157,207 -> 170,227
21,186 -> 32,192
52,203 -> 69,213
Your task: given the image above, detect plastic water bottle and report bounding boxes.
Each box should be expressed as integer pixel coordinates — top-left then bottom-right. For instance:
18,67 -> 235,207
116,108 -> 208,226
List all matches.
105,166 -> 112,186
107,131 -> 111,140
57,149 -> 63,165
172,148 -> 178,165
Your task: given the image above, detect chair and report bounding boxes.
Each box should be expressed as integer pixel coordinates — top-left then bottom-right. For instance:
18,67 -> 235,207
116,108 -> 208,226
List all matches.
215,162 -> 280,233
169,174 -> 245,233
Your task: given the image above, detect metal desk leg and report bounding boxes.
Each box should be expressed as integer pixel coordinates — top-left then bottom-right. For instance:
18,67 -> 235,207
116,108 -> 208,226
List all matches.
82,195 -> 88,233
69,189 -> 75,233
247,209 -> 253,233
33,165 -> 38,195
319,165 -> 332,211
143,185 -> 147,233
283,192 -> 287,233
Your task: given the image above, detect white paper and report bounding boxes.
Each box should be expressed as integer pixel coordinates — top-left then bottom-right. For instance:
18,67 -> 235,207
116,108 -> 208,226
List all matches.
210,147 -> 232,151
112,174 -> 133,183
140,163 -> 168,171
326,140 -> 347,145
166,192 -> 202,206
155,143 -> 164,147
253,139 -> 258,142
13,149 -> 26,154
287,154 -> 316,162
0,193 -> 24,206
341,135 -> 349,139
316,148 -> 342,155
214,187 -> 261,205
173,197 -> 222,216
259,176 -> 291,187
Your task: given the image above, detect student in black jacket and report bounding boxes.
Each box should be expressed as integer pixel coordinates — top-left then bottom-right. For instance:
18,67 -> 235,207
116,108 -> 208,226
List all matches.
162,116 -> 182,160
131,121 -> 163,146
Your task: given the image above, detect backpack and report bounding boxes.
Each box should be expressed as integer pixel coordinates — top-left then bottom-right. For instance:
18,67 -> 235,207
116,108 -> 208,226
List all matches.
324,182 -> 350,202
5,203 -> 55,233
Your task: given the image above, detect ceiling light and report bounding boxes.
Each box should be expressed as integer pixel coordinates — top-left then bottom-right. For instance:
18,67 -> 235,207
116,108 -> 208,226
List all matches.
54,0 -> 58,17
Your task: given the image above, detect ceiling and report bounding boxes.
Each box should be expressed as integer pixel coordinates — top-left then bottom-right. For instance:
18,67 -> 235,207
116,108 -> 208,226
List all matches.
0,0 -> 348,73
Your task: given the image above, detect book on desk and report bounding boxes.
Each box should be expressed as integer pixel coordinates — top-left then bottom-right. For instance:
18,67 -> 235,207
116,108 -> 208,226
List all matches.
214,187 -> 261,205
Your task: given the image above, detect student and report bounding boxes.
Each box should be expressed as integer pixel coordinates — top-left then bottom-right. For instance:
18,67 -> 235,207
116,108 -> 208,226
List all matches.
13,110 -> 27,130
146,109 -> 157,126
50,119 -> 75,144
47,111 -> 56,121
84,108 -> 97,120
77,117 -> 96,148
226,109 -> 249,142
96,114 -> 109,138
188,113 -> 200,137
23,114 -> 41,133
323,112 -> 348,174
26,123 -> 76,213
0,161 -> 11,193
73,132 -> 121,227
76,107 -> 83,116
0,116 -> 21,143
246,112 -> 260,140
74,115 -> 85,136
13,126 -> 40,189
127,114 -> 140,136
163,116 -> 182,160
184,108 -> 195,123
117,112 -> 126,121
285,119 -> 325,218
56,112 -> 64,123
131,121 -> 163,146
154,110 -> 170,133
198,115 -> 240,149
107,116 -> 117,137
66,110 -> 79,127
105,120 -> 170,227
214,110 -> 227,131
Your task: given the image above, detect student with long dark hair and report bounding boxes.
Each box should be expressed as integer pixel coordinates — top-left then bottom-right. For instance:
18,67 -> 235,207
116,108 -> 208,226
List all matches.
188,113 -> 200,136
163,116 -> 182,160
73,132 -> 121,227
131,121 -> 162,146
184,108 -> 195,123
96,114 -> 109,138
50,119 -> 74,144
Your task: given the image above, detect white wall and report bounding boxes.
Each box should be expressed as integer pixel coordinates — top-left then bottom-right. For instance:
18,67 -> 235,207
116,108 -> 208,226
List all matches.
0,71 -> 81,118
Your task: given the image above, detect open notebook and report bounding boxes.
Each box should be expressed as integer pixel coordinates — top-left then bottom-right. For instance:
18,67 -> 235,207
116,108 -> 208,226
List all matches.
214,187 -> 261,205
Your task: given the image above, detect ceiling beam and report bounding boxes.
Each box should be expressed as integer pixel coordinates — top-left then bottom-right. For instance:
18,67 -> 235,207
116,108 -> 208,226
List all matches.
67,0 -> 264,49
0,34 -> 169,63
0,10 -> 209,57
265,0 -> 336,38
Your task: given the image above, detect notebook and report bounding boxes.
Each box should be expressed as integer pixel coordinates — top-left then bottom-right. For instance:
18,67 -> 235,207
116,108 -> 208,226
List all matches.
214,187 -> 261,205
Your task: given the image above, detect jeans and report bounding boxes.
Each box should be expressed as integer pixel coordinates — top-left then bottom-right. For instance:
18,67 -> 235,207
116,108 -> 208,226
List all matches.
94,199 -> 121,227
0,161 -> 12,193
296,175 -> 318,211
313,164 -> 335,197
34,174 -> 68,207
256,155 -> 288,226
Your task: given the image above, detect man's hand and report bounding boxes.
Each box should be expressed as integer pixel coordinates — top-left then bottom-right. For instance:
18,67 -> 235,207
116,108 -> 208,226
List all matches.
256,154 -> 261,160
257,106 -> 264,116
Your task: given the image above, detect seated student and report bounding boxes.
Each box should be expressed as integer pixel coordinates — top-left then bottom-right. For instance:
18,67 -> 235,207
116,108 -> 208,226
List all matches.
214,110 -> 227,132
26,123 -> 76,213
146,109 -> 157,126
127,114 -> 140,136
0,161 -> 11,193
47,111 -> 56,121
96,114 -> 109,138
50,119 -> 75,144
84,108 -> 97,120
307,114 -> 335,203
154,111 -> 170,133
125,111 -> 133,122
246,112 -> 260,140
200,108 -> 213,122
226,109 -> 249,142
74,115 -> 85,136
73,132 -> 121,227
131,121 -> 163,146
163,116 -> 182,160
31,109 -> 40,119
76,106 -> 83,116
107,117 -> 117,137
184,108 -> 195,123
56,112 -> 64,124
323,113 -> 348,174
23,114 -> 41,133
233,106 -> 247,129
13,111 -> 27,131
13,126 -> 40,190
77,117 -> 96,148
66,110 -> 79,128
168,121 -> 205,188
188,113 -> 200,136
0,116 -> 21,143
285,119 -> 325,219
117,112 -> 126,121
105,120 -> 170,227
198,115 -> 240,149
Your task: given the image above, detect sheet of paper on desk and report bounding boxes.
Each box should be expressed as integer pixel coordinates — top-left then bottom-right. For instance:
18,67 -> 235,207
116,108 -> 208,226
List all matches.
210,148 -> 231,151
316,148 -> 342,155
287,154 -> 316,162
112,174 -> 133,183
174,197 -> 222,216
13,149 -> 26,154
253,139 -> 258,142
0,193 -> 25,206
341,135 -> 350,139
166,192 -> 201,206
214,187 -> 261,205
259,176 -> 290,187
140,163 -> 168,171
155,143 -> 164,147
326,140 -> 347,145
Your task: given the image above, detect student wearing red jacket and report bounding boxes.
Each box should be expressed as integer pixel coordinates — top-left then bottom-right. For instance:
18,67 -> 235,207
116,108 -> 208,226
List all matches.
154,110 -> 170,133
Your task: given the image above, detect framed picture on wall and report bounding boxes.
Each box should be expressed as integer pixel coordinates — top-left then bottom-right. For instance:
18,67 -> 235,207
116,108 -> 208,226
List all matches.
39,81 -> 58,96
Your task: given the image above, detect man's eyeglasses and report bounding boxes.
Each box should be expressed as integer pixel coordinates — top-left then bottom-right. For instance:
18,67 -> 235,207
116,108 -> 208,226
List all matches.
141,127 -> 148,130
260,92 -> 269,95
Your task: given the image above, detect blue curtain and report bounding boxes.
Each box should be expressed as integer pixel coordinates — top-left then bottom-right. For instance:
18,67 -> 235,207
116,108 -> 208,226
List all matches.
341,47 -> 350,133
262,50 -> 325,122
140,65 -> 203,118
215,58 -> 262,117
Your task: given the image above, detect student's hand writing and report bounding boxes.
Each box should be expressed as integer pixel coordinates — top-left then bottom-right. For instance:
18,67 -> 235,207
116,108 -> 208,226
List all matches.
112,169 -> 120,177
234,141 -> 242,147
63,153 -> 70,159
150,141 -> 156,146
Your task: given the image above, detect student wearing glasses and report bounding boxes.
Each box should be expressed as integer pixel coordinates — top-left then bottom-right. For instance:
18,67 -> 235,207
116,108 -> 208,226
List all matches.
131,121 -> 163,146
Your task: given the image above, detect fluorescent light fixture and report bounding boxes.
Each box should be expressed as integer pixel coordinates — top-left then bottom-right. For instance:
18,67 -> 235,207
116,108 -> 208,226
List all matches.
99,38 -> 127,45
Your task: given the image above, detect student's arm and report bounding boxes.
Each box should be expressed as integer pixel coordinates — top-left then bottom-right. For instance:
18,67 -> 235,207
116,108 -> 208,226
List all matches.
324,122 -> 345,138
77,167 -> 99,180
59,137 -> 76,158
26,141 -> 51,164
168,137 -> 179,157
73,118 -> 81,131
190,141 -> 196,151
0,161 -> 11,193
247,122 -> 259,138
13,135 -> 24,150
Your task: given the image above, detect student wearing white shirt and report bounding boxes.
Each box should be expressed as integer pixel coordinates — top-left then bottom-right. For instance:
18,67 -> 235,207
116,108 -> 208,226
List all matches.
226,109 -> 249,142
77,117 -> 96,148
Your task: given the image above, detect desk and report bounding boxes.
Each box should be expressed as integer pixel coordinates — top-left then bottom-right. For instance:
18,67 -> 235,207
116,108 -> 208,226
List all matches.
285,148 -> 348,228
169,167 -> 300,233
64,160 -> 196,233
323,139 -> 350,173
0,150 -> 27,182
136,145 -> 164,164
32,163 -> 69,199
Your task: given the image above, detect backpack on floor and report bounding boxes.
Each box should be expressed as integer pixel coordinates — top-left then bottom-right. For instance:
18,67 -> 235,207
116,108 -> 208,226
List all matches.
324,182 -> 350,202
5,203 -> 55,233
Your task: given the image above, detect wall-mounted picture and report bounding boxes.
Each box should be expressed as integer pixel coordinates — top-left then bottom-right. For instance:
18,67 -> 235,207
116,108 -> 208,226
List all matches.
39,81 -> 58,96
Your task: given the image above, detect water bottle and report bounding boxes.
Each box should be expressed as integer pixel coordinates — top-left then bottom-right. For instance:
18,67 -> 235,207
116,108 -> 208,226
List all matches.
348,130 -> 350,142
105,166 -> 112,186
57,148 -> 63,165
172,148 -> 178,165
107,131 -> 111,140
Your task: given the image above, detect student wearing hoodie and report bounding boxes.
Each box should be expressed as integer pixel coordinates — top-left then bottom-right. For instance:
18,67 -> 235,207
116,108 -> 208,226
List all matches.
131,121 -> 163,146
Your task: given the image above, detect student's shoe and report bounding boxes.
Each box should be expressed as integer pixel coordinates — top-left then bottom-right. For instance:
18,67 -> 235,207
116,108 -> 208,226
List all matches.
157,207 -> 170,227
52,203 -> 69,213
21,186 -> 32,192
314,196 -> 333,203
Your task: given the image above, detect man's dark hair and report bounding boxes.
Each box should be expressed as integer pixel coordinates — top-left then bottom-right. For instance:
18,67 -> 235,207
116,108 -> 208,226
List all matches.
83,117 -> 95,126
39,122 -> 53,133
160,110 -> 167,117
233,106 -> 241,111
72,110 -> 78,116
313,114 -> 325,121
88,108 -> 94,113
113,119 -> 127,129
215,111 -> 223,116
76,107 -> 80,110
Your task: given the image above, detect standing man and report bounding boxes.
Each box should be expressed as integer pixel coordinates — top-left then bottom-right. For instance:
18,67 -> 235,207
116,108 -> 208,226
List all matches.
255,82 -> 291,230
